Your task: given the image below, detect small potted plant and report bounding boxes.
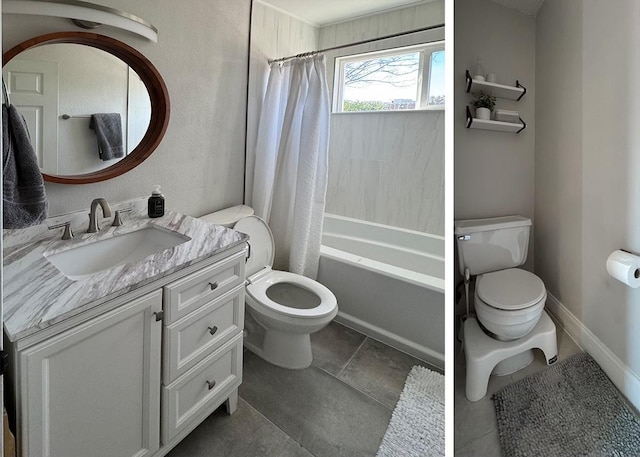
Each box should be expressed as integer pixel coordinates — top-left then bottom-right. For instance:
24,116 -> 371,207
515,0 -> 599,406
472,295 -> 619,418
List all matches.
472,92 -> 496,120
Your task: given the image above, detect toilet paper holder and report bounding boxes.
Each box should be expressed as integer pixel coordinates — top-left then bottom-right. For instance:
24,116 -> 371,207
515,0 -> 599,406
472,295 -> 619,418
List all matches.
619,249 -> 640,278
607,249 -> 640,286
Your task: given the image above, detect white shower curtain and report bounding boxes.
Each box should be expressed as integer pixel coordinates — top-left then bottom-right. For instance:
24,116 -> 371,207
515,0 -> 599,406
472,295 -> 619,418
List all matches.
252,54 -> 330,279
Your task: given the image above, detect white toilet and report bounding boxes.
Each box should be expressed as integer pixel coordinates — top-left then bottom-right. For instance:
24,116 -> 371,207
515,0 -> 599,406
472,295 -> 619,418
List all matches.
201,205 -> 338,369
455,216 -> 558,401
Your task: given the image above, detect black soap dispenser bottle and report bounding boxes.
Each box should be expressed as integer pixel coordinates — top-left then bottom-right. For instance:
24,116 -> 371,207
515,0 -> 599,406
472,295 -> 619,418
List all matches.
148,185 -> 165,218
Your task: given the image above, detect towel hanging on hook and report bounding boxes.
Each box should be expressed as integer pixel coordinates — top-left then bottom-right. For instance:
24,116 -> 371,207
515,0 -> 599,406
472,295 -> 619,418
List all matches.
2,77 -> 10,106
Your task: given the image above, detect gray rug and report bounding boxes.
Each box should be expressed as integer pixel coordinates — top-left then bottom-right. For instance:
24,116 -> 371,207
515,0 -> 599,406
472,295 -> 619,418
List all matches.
493,352 -> 640,457
376,366 -> 444,457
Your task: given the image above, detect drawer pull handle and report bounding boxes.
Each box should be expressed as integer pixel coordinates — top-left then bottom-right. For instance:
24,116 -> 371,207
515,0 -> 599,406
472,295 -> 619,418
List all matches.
207,325 -> 218,335
209,281 -> 219,290
206,380 -> 216,390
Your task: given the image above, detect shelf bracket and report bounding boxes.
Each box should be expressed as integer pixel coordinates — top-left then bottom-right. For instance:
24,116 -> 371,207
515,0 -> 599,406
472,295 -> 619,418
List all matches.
465,106 -> 473,128
517,117 -> 527,133
465,69 -> 473,93
516,80 -> 527,101
0,351 -> 8,376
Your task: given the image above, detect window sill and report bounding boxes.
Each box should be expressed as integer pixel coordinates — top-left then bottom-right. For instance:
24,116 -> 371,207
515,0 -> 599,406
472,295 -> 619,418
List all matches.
332,106 -> 444,115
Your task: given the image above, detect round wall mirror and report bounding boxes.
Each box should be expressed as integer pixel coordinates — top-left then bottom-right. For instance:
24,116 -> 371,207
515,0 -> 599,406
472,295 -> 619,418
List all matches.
3,32 -> 170,184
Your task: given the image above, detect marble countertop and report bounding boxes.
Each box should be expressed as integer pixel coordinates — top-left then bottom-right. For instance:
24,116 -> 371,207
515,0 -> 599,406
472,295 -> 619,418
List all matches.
3,202 -> 247,342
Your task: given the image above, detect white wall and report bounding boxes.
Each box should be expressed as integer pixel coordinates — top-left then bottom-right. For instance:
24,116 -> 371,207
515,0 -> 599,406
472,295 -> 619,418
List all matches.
244,1 -> 319,203
454,0 -> 536,269
534,0 -> 583,327
321,2 -> 445,234
3,0 -> 251,216
536,0 -> 640,407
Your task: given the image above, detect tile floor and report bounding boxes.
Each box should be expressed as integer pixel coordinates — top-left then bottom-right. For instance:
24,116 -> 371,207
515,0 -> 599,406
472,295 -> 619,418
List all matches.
168,321 -> 440,457
454,315 -> 583,456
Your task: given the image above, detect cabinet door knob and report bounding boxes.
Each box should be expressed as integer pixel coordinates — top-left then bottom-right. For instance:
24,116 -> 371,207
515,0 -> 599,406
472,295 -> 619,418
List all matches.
207,325 -> 218,336
209,281 -> 218,290
206,380 -> 216,390
153,311 -> 164,322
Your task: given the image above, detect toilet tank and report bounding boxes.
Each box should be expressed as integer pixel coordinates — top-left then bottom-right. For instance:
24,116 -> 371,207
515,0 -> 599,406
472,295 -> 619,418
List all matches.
454,216 -> 531,275
200,205 -> 254,227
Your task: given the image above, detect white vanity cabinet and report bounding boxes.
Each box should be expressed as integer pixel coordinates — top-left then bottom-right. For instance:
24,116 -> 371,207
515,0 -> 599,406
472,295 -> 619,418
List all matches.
7,244 -> 247,457
18,290 -> 163,457
160,250 -> 245,447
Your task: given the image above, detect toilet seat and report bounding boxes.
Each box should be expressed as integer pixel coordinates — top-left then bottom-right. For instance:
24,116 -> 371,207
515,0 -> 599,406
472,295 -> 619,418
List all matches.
474,268 -> 546,340
202,208 -> 338,369
246,269 -> 337,319
234,215 -> 337,319
477,268 -> 545,311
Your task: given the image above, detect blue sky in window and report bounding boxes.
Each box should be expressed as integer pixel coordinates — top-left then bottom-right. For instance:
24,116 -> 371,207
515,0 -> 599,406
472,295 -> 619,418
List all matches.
430,50 -> 445,97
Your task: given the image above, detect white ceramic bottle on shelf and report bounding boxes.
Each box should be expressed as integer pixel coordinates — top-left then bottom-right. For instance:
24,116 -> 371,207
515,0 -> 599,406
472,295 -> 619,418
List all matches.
473,56 -> 486,81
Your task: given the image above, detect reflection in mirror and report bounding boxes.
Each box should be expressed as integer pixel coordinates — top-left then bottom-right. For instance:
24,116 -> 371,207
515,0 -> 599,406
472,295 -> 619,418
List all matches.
3,43 -> 151,176
3,31 -> 169,185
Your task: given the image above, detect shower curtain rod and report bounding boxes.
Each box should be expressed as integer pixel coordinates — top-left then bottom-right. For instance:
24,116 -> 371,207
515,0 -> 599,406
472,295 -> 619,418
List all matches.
268,23 -> 445,64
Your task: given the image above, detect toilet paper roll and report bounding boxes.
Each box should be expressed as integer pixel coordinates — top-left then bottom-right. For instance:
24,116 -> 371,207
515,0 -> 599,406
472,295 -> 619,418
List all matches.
606,250 -> 640,288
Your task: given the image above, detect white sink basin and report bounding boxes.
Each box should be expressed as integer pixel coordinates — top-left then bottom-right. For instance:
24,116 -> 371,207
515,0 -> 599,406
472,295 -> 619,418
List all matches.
45,226 -> 191,280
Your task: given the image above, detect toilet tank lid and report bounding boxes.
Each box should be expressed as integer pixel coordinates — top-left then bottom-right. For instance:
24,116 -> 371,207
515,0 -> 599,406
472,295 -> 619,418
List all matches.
200,205 -> 254,226
454,215 -> 530,236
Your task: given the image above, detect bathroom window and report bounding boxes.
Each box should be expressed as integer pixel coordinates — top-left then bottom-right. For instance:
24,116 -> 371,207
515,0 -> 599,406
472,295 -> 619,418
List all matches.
333,42 -> 445,113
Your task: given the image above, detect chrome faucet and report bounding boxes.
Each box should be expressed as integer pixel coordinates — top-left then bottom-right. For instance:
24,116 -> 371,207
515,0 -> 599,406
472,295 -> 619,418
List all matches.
87,198 -> 112,233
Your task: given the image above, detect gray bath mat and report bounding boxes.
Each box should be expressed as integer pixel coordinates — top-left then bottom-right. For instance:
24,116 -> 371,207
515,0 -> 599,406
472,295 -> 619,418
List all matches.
493,352 -> 640,457
376,366 -> 444,457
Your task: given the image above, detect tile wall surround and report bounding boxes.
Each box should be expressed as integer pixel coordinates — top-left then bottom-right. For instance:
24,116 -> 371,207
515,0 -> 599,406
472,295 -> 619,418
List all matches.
323,11 -> 445,235
325,110 -> 444,235
247,1 -> 445,235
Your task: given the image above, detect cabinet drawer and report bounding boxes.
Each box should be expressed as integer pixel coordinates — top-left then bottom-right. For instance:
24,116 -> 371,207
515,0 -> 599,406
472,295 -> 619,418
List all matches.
164,250 -> 245,323
162,333 -> 242,444
164,286 -> 244,383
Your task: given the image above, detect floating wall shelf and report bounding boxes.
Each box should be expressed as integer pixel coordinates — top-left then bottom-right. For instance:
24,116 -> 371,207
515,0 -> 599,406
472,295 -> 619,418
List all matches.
3,0 -> 158,42
466,106 -> 526,133
465,70 -> 526,101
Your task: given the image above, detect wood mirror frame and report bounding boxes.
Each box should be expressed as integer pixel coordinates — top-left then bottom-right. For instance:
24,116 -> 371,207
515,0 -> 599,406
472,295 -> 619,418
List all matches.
3,31 -> 170,184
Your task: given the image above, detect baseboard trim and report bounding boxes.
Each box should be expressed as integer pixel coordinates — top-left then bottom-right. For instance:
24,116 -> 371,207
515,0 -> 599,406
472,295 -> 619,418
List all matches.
546,291 -> 640,411
334,311 -> 444,371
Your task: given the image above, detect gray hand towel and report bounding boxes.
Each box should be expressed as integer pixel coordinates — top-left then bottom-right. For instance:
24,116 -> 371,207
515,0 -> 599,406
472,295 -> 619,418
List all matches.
3,104 -> 48,229
89,113 -> 124,161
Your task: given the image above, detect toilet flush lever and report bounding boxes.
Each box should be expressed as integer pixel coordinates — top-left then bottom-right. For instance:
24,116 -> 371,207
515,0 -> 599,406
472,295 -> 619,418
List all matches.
457,235 -> 471,241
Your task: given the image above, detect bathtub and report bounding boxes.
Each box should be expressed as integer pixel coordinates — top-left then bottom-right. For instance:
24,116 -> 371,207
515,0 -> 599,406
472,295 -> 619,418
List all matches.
317,214 -> 444,369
